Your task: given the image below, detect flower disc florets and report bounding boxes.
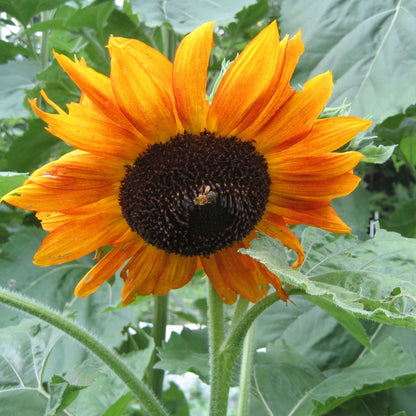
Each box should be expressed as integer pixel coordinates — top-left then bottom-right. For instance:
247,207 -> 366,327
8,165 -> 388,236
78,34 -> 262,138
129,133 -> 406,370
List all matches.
119,131 -> 271,257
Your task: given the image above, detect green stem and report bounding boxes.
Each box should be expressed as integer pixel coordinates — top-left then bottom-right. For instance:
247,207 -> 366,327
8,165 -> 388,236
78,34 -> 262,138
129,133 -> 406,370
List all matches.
148,295 -> 168,399
230,296 -> 249,332
236,323 -> 255,416
0,288 -> 169,416
223,293 -> 280,354
208,280 -> 233,416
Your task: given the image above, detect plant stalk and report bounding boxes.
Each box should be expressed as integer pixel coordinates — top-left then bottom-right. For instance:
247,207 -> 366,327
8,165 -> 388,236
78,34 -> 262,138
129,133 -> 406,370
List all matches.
148,294 -> 169,399
208,280 -> 233,416
236,322 -> 255,416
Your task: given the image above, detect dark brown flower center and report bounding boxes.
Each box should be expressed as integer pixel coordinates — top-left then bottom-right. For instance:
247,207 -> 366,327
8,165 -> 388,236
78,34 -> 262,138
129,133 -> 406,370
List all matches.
119,131 -> 270,257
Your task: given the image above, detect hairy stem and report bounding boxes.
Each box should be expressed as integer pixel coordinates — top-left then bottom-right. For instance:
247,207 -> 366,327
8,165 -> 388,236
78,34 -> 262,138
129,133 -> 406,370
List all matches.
148,294 -> 169,399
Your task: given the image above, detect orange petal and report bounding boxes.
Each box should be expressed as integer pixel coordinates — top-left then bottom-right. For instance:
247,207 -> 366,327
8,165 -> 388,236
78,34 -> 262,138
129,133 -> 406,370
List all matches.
255,71 -> 333,153
28,150 -> 125,189
270,172 -> 361,201
256,211 -> 304,268
280,116 -> 373,156
53,52 -> 133,129
207,21 -> 281,136
37,196 -> 120,232
74,232 -> 145,297
269,204 -> 351,234
2,181 -> 119,211
120,244 -> 170,305
108,36 -> 180,142
268,194 -> 331,211
212,246 -> 269,303
30,96 -> 148,161
173,22 -> 213,133
237,31 -> 304,138
152,254 -> 198,296
201,254 -> 238,304
34,211 -> 130,266
267,151 -> 364,179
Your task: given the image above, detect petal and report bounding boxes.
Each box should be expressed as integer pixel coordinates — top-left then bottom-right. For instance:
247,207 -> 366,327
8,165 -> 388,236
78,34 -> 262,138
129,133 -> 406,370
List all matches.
120,245 -> 170,305
53,52 -> 133,129
2,181 -> 119,211
30,95 -> 148,160
270,173 -> 361,201
211,246 -> 269,303
236,31 -> 304,138
74,232 -> 145,297
36,196 -> 120,232
152,254 -> 198,296
280,116 -> 373,156
256,211 -> 304,268
254,71 -> 333,153
201,254 -> 238,304
28,150 -> 125,189
207,22 -> 282,136
34,211 -> 130,266
267,151 -> 364,179
268,204 -> 351,234
108,37 -> 180,142
173,22 -> 213,133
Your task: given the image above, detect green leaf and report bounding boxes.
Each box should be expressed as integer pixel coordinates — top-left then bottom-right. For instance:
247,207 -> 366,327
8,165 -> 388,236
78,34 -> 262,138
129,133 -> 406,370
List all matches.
4,119 -> 67,173
101,392 -> 133,416
244,228 -> 416,331
0,0 -> 67,26
131,0 -> 258,33
46,375 -> 86,415
0,227 -> 91,327
381,199 -> 416,238
280,0 -> 416,124
156,327 -> 209,382
0,171 -> 28,195
0,40 -> 31,63
254,297 -> 367,370
251,337 -> 416,416
311,337 -> 416,415
0,60 -> 41,119
163,382 -> 190,416
0,319 -> 62,415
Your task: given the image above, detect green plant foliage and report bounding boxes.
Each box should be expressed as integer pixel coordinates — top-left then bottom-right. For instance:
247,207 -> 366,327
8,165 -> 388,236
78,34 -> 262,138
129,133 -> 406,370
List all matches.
0,60 -> 41,119
131,0 -> 259,33
280,0 -> 416,124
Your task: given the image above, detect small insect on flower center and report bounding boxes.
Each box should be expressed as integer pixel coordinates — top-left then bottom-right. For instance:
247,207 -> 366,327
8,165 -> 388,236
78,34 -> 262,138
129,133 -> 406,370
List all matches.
119,131 -> 271,257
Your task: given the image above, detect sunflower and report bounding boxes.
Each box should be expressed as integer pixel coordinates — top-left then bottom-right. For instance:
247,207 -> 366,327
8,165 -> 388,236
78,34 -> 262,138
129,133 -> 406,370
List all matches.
2,21 -> 371,306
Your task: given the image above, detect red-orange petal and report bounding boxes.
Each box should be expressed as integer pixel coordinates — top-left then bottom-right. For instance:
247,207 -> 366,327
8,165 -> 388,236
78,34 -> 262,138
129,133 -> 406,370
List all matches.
254,71 -> 333,153
108,37 -> 180,142
74,232 -> 145,297
173,21 -> 213,133
207,21 -> 281,136
34,211 -> 130,266
256,211 -> 304,268
280,116 -> 373,156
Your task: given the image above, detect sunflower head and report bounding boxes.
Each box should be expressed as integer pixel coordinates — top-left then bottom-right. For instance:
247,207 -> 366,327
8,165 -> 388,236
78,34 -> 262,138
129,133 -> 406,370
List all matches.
2,21 -> 371,306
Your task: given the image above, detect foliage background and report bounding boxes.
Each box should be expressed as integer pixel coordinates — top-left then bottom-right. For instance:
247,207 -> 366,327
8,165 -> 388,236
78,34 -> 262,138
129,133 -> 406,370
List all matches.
1,0 -> 416,415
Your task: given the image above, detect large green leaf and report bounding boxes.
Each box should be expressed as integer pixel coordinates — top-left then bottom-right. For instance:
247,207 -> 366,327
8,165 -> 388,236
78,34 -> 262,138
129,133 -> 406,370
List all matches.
0,0 -> 67,26
0,320 -> 62,415
156,327 -> 209,383
0,171 -> 28,195
254,297 -> 369,369
131,0 -> 258,33
250,337 -> 416,416
0,227 -> 91,327
280,0 -> 416,124
244,227 -> 416,331
0,60 -> 41,119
